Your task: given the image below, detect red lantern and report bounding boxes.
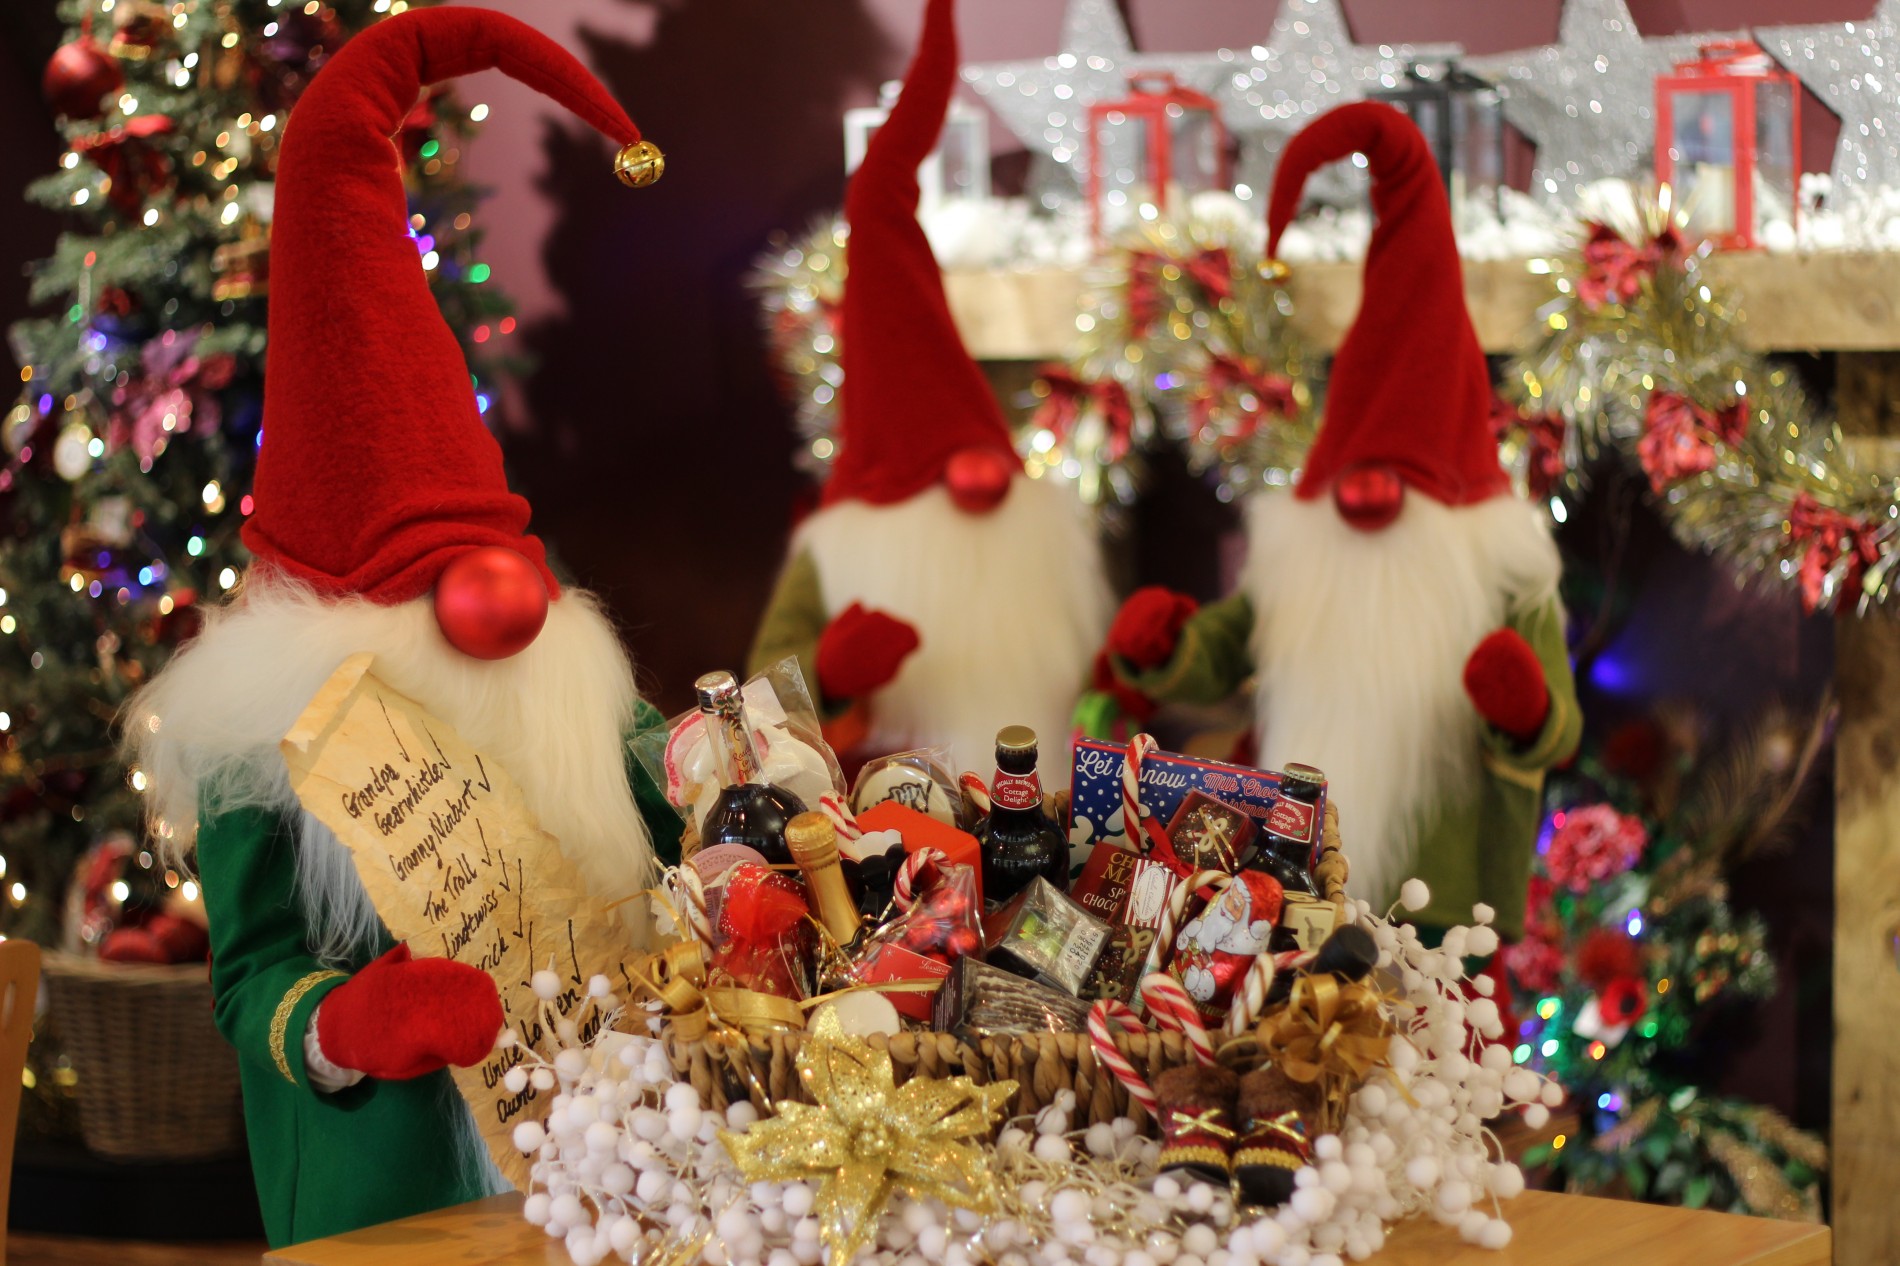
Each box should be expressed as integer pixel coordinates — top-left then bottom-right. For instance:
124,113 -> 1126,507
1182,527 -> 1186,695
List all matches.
1086,72 -> 1230,249
1654,41 -> 1801,252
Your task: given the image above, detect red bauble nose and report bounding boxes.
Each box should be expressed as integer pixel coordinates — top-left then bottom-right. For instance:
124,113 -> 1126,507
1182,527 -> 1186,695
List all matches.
433,547 -> 549,660
944,446 -> 1014,514
1333,464 -> 1405,532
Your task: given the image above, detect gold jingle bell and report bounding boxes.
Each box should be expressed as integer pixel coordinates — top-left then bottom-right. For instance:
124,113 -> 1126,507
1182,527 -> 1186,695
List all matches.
614,139 -> 665,188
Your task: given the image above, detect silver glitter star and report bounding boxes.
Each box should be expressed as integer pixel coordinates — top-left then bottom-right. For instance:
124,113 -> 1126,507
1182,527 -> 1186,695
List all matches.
961,0 -> 1229,202
1761,0 -> 1900,206
1213,0 -> 1459,202
1466,0 -> 1715,205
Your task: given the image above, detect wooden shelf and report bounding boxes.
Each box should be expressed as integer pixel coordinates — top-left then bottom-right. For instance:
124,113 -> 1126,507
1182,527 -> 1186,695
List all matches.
944,250 -> 1900,360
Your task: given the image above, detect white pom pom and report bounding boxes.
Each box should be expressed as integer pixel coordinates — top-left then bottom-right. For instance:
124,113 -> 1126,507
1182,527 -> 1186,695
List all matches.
523,1191 -> 551,1225
531,969 -> 561,1000
1522,1103 -> 1550,1130
1182,1224 -> 1219,1257
1404,1156 -> 1439,1189
1439,928 -> 1469,959
1490,1162 -> 1526,1199
1540,1080 -> 1565,1107
1290,1187 -> 1335,1223
1052,1188 -> 1091,1225
1356,1084 -> 1388,1117
585,1120 -> 618,1153
1466,998 -> 1502,1037
782,1182 -> 813,1218
669,1107 -> 703,1142
1502,1069 -> 1540,1103
1314,1133 -> 1344,1161
503,1066 -> 530,1094
1186,1183 -> 1216,1214
553,1049 -> 587,1081
1479,1219 -> 1514,1249
1400,879 -> 1430,911
635,1169 -> 668,1202
664,1082 -> 700,1112
530,1067 -> 556,1092
1466,926 -> 1499,957
1320,1161 -> 1353,1194
1033,1134 -> 1071,1164
1472,903 -> 1495,925
513,1120 -> 546,1152
551,1193 -> 587,1229
725,1100 -> 759,1132
1085,1122 -> 1117,1156
588,974 -> 613,998
1435,1180 -> 1472,1216
1152,1175 -> 1182,1201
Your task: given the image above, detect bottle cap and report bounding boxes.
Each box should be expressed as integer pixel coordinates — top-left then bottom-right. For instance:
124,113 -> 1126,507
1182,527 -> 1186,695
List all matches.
995,725 -> 1039,754
1281,762 -> 1326,787
695,670 -> 742,713
785,811 -> 839,866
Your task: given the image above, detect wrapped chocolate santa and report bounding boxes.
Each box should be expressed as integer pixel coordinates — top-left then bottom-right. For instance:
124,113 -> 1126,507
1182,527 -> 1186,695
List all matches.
748,0 -> 1110,785
1105,103 -> 1581,935
123,9 -> 677,1247
1169,870 -> 1282,1018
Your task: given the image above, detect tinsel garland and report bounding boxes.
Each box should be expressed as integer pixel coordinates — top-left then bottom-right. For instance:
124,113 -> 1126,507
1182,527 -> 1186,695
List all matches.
1498,189 -> 1899,616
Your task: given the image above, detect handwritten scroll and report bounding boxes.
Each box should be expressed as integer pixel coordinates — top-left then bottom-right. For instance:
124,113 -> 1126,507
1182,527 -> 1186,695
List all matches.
281,652 -> 639,1190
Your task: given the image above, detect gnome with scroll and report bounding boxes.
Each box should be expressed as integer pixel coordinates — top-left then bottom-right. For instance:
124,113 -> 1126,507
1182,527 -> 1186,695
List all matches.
124,10 -> 676,1246
1106,103 -> 1581,937
748,0 -> 1110,786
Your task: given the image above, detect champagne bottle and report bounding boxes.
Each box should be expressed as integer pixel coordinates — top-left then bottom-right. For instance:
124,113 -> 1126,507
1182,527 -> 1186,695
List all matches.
695,671 -> 806,867
785,812 -> 864,950
977,726 -> 1070,906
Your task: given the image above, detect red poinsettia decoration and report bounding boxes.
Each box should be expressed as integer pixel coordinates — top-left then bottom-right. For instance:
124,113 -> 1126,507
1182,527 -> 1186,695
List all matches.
1637,392 -> 1748,494
1597,975 -> 1649,1027
1192,352 -> 1296,445
1546,804 -> 1648,892
1032,366 -> 1135,461
1576,926 -> 1643,989
1492,395 -> 1569,498
1787,492 -> 1882,616
1576,222 -> 1680,311
109,329 -> 236,461
1126,246 -> 1231,337
1503,936 -> 1564,994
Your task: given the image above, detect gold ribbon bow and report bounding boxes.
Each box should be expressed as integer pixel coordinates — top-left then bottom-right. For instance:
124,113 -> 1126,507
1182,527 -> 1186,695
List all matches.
1257,975 -> 1395,1130
1168,1108 -> 1237,1142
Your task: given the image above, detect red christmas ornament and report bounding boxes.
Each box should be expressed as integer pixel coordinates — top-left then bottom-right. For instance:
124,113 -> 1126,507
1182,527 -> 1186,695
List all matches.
1332,462 -> 1404,532
944,445 -> 1013,513
43,34 -> 123,121
432,546 -> 549,660
1597,975 -> 1649,1027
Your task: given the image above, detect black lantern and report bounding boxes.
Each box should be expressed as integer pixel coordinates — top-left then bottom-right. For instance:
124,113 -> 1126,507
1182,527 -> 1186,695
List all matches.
1370,62 -> 1507,228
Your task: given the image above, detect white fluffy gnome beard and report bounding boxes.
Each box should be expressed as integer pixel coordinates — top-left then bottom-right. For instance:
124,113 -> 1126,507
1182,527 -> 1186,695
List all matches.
1242,491 -> 1562,907
794,475 -> 1112,786
126,574 -> 657,964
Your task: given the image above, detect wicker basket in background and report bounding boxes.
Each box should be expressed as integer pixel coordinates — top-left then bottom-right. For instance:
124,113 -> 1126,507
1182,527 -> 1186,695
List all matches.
40,950 -> 244,1161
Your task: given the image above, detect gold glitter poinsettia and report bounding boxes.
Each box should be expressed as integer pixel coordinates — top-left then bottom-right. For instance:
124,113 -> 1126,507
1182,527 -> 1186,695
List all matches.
719,1008 -> 1016,1264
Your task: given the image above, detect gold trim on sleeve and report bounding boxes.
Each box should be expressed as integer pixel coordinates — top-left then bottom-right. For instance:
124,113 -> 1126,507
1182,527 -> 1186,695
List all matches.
271,969 -> 346,1085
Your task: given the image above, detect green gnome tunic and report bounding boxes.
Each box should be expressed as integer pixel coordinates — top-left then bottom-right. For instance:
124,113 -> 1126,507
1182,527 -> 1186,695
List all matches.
121,8 -> 683,1246
1115,590 -> 1579,937
199,703 -> 681,1247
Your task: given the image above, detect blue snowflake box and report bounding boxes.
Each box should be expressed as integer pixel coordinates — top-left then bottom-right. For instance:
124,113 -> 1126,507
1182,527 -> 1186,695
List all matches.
1067,738 -> 1285,857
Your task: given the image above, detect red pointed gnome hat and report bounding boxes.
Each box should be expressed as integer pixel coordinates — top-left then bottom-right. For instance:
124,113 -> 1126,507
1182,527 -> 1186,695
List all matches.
1266,102 -> 1507,506
245,7 -> 645,601
824,0 -> 1018,508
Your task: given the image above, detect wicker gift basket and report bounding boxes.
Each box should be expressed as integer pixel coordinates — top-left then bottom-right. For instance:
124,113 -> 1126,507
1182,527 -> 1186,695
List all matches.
41,950 -> 245,1160
661,803 -> 1353,1134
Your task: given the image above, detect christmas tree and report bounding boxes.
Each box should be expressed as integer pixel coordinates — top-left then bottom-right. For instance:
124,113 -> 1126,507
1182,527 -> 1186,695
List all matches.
4,0 -> 518,949
1506,700 -> 1831,1219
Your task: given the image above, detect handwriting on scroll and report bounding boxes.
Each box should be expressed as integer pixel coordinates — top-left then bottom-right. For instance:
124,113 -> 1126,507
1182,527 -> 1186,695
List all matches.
281,652 -> 639,1191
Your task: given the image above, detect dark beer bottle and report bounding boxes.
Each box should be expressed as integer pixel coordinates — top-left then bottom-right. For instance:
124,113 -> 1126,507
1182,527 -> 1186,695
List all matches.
977,726 -> 1070,906
1249,762 -> 1324,899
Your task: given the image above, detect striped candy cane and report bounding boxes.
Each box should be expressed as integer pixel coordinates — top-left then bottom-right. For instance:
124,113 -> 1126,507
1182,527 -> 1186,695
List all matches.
1137,869 -> 1237,983
891,847 -> 949,913
1120,733 -> 1158,850
1140,971 -> 1216,1068
1223,948 -> 1317,1036
817,793 -> 863,841
959,772 -> 991,816
667,865 -> 713,948
1087,1000 -> 1159,1118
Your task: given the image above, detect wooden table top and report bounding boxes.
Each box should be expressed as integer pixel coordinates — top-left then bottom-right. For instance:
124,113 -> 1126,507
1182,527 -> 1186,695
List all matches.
265,1189 -> 1831,1266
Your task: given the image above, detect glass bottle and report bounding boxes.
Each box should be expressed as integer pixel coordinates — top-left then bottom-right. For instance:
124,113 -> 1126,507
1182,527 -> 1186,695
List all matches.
695,671 -> 806,867
978,725 -> 1070,906
785,811 -> 864,950
1248,762 -> 1324,902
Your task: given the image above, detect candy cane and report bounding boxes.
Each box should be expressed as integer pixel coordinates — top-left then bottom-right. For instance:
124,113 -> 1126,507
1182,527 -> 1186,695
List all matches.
667,865 -> 713,948
1138,869 -> 1236,983
959,772 -> 991,816
1120,733 -> 1157,849
892,847 -> 949,913
1224,948 -> 1317,1037
1087,1000 -> 1159,1118
817,793 -> 863,841
1141,972 -> 1216,1068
